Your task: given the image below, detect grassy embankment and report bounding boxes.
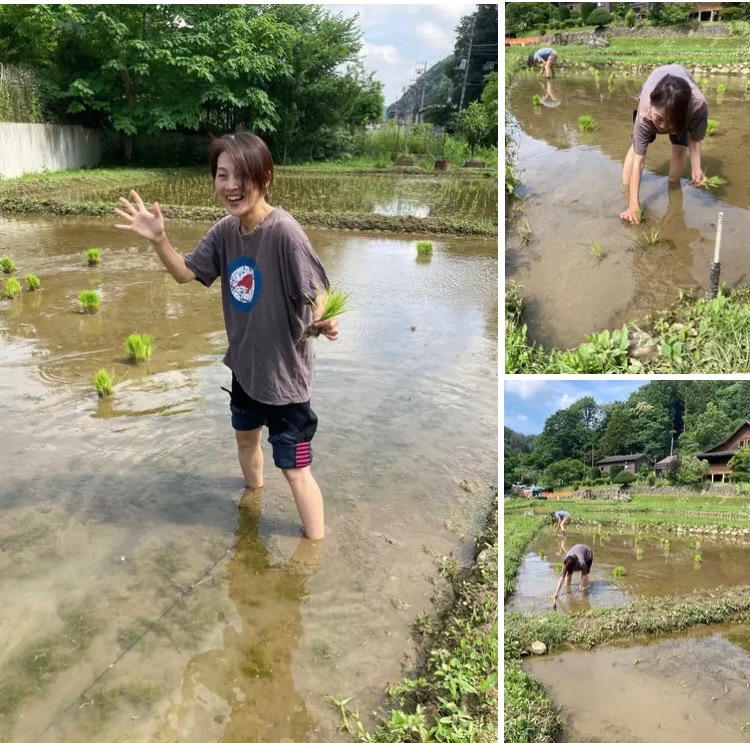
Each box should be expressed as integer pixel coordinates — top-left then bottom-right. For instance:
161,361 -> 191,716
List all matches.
333,490 -> 498,742
0,166 -> 497,237
504,491 -> 750,743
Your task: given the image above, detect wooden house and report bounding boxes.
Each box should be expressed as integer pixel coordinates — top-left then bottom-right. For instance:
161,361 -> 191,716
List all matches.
696,421 -> 750,482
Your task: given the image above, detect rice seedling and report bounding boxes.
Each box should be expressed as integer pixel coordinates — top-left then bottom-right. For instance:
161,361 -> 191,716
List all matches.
635,206 -> 644,223
86,248 -> 102,266
578,115 -> 596,133
706,119 -> 719,136
746,81 -> 750,92
636,547 -> 644,560
554,562 -> 562,573
26,274 -> 40,291
717,83 -> 727,95
539,549 -> 545,559
126,334 -> 153,363
694,539 -> 701,550
78,290 -> 101,313
694,554 -> 702,563
643,227 -> 663,245
301,288 -> 350,339
416,240 -> 433,256
612,566 -> 626,577
0,257 -> 16,273
93,369 -> 114,397
591,242 -> 604,259
701,174 -> 728,190
3,277 -> 22,299
532,94 -> 541,106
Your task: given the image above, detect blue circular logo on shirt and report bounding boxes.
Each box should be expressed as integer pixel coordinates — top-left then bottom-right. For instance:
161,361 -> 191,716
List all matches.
227,256 -> 263,312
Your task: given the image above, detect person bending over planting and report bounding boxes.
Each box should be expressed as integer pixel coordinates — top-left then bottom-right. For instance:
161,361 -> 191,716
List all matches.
551,543 -> 593,600
114,132 -> 339,540
552,509 -> 572,537
528,47 -> 557,78
621,64 -> 708,225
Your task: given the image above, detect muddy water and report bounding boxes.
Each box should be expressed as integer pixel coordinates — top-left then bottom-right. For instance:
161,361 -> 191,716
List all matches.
526,624 -> 750,742
506,73 -> 750,349
0,215 -> 497,742
506,526 -> 750,614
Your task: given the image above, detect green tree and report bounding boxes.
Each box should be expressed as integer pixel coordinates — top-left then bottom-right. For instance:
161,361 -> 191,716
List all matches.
679,402 -> 732,454
543,458 -> 585,489
729,447 -> 750,475
557,6 -> 571,21
626,9 -> 637,27
459,101 -> 488,157
505,2 -> 553,34
649,2 -> 698,26
609,464 -> 623,480
580,3 -> 597,23
676,455 -> 709,484
480,72 -> 498,146
614,471 -> 637,484
587,8 -> 613,27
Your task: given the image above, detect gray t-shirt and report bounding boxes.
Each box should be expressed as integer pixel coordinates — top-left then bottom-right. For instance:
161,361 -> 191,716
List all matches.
184,207 -> 329,405
562,544 -> 593,577
632,64 -> 708,156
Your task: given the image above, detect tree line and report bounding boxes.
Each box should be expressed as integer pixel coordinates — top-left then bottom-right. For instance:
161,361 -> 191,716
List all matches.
505,381 -> 750,490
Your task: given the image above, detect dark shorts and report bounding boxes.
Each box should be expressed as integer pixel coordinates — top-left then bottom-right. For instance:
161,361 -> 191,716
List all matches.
228,374 -> 318,470
632,109 -> 688,148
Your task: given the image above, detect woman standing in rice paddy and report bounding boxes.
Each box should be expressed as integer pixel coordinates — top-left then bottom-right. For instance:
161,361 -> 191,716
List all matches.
621,64 -> 708,225
114,132 -> 339,540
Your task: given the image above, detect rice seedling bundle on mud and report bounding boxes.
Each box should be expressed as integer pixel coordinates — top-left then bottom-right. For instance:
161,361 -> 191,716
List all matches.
87,248 -> 102,266
532,95 -> 541,106
416,240 -> 434,257
3,277 -> 22,299
93,369 -> 114,397
578,115 -> 596,133
126,334 -> 153,363
79,290 -> 101,313
301,288 -> 349,339
0,256 -> 16,273
26,274 -> 40,291
706,119 -> 720,136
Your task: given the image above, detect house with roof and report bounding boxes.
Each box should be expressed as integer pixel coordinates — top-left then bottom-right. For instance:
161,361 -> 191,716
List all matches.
595,453 -> 649,475
654,455 -> 678,478
696,421 -> 750,482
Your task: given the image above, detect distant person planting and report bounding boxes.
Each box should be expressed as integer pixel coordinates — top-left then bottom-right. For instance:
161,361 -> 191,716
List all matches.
528,47 -> 558,79
114,132 -> 340,540
552,509 -> 572,537
621,65 -> 708,225
551,543 -> 593,600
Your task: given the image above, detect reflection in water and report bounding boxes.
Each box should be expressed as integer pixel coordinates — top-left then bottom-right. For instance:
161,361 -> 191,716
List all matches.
506,72 -> 750,349
539,79 -> 561,108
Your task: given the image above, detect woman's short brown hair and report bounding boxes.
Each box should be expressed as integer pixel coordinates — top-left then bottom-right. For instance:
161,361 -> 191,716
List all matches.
650,75 -> 691,135
209,132 -> 274,194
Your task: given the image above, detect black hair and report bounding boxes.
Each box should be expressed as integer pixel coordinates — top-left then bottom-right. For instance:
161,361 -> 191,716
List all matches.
527,53 -> 535,69
650,74 -> 691,134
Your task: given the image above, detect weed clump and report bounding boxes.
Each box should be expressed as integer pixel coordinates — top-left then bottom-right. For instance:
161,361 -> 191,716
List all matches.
416,240 -> 434,256
301,288 -> 349,339
578,115 -> 596,133
26,274 -> 40,291
93,369 -> 114,397
79,290 -> 101,313
0,256 -> 16,273
126,334 -> 153,363
87,248 -> 102,266
3,277 -> 22,299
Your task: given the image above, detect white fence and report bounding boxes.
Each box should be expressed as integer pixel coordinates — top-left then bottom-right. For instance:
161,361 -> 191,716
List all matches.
0,123 -> 102,178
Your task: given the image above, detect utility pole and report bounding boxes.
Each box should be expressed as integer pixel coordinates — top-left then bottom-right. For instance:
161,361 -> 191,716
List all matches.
458,15 -> 477,112
416,61 -> 427,123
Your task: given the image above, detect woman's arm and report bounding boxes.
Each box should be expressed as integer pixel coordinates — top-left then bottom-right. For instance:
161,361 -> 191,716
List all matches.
688,136 -> 704,185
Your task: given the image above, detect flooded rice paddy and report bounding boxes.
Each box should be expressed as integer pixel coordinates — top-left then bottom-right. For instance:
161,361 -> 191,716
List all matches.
0,214 -> 497,742
507,73 -> 750,349
526,624 -> 750,742
13,171 -> 498,222
507,525 -> 750,615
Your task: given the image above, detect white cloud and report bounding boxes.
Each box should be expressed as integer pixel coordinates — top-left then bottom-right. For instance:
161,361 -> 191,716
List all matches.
432,3 -> 477,22
559,392 -> 585,408
517,414 -> 528,422
415,21 -> 448,49
504,379 -> 549,400
361,41 -> 403,67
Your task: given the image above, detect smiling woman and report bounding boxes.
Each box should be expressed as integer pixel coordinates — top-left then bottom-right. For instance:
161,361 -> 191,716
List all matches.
113,131 -> 340,541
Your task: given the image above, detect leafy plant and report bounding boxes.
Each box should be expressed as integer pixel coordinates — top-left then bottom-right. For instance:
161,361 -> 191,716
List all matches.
126,334 -> 153,363
539,549 -> 545,559
635,547 -> 644,559
612,566 -> 626,577
717,83 -> 727,95
591,242 -> 604,259
694,554 -> 702,563
86,248 -> 102,266
301,288 -> 349,339
78,290 -> 101,313
643,227 -> 662,245
416,240 -> 433,256
93,369 -> 114,397
532,94 -> 541,106
26,274 -> 40,291
578,115 -> 596,133
706,119 -> 720,136
0,257 -> 16,273
3,277 -> 22,299
635,206 -> 644,223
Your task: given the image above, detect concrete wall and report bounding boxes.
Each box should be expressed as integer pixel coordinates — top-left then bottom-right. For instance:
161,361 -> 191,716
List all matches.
0,123 -> 102,177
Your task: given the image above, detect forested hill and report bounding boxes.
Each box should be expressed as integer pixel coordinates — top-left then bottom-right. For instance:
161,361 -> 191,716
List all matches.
505,381 -> 750,488
385,58 -> 451,119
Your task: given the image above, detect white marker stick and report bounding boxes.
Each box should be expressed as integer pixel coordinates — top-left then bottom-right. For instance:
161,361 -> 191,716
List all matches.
714,211 -> 724,264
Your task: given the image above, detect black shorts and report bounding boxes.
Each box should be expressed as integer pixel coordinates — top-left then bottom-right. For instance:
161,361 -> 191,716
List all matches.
228,374 -> 318,470
632,108 -> 688,148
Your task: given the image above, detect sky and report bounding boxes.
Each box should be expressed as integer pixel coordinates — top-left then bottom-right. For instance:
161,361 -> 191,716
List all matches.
504,380 -> 649,436
324,3 -> 478,105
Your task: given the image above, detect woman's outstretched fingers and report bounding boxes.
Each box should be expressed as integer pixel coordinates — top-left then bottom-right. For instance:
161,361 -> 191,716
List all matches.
130,190 -> 146,210
114,207 -> 134,222
119,196 -> 137,214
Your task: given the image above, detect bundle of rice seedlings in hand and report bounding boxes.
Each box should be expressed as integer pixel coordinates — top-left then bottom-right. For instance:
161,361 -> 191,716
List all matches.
701,174 -> 728,190
301,288 -> 349,339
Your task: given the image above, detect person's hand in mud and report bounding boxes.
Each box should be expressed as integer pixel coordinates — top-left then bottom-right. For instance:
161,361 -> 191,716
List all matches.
620,203 -> 641,224
115,190 -> 166,243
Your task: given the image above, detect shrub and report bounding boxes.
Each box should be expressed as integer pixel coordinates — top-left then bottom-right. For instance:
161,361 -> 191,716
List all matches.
647,473 -> 656,486
626,9 -> 636,27
614,471 -> 637,485
609,464 -> 623,479
721,7 -> 740,21
558,6 -> 570,21
563,18 -> 577,28
587,8 -> 613,27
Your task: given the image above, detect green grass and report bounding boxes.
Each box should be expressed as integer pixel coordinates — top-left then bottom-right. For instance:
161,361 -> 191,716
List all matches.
3,277 -> 22,299
26,273 -> 40,291
93,368 -> 114,397
0,256 -> 16,273
416,240 -> 434,256
86,248 -> 102,266
577,115 -> 596,133
126,334 -> 153,363
78,290 -> 101,313
706,119 -> 720,136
